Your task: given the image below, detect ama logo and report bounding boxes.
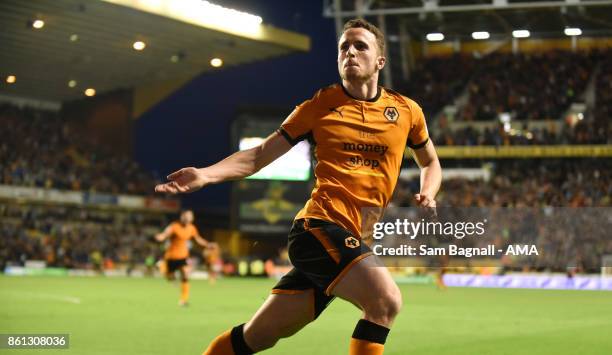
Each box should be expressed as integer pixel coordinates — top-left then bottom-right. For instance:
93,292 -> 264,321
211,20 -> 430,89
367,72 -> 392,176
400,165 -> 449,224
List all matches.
505,245 -> 539,255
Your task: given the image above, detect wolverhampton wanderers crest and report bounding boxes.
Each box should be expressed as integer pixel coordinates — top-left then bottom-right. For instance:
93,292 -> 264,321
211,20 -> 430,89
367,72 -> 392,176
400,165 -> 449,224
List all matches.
384,107 -> 399,122
345,236 -> 360,248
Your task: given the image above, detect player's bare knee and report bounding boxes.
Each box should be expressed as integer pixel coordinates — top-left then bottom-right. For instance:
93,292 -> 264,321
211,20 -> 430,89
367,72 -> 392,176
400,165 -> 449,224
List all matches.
364,288 -> 402,324
386,288 -> 403,318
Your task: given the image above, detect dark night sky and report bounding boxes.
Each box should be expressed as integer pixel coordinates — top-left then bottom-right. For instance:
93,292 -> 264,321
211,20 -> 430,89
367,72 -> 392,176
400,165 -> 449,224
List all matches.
134,1 -> 339,212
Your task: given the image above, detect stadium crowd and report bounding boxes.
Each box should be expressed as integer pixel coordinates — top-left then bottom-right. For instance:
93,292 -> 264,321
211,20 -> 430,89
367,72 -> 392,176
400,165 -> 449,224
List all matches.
0,203 -> 167,271
459,50 -> 595,121
394,159 -> 612,272
2,159 -> 609,272
593,51 -> 612,142
0,104 -> 161,195
399,54 -> 475,119
432,119 -> 610,146
401,49 -> 611,145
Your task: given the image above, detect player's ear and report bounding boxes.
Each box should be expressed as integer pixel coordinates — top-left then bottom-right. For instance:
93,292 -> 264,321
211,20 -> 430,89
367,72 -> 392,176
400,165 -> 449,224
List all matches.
377,56 -> 386,70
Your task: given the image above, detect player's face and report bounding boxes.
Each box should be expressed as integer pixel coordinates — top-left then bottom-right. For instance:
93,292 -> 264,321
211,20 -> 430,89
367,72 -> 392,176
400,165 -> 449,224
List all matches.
337,28 -> 385,83
180,211 -> 194,224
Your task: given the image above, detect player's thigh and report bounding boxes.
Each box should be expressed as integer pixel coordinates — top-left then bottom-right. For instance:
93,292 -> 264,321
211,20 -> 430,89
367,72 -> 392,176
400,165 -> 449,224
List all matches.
330,255 -> 401,320
244,291 -> 314,340
178,265 -> 189,281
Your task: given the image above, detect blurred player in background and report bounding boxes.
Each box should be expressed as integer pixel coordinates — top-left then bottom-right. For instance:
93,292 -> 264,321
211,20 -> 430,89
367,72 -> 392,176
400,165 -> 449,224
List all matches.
155,209 -> 210,306
204,242 -> 222,285
435,255 -> 449,291
156,18 -> 441,355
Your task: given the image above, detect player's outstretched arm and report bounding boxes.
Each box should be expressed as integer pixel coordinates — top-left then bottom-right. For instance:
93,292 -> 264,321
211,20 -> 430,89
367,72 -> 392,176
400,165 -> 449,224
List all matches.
411,140 -> 442,208
193,234 -> 210,248
155,131 -> 292,194
155,225 -> 173,242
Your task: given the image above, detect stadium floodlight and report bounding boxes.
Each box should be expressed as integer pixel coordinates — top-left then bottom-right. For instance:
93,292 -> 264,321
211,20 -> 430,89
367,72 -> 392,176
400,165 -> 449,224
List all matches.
84,88 -> 96,97
6,75 -> 16,84
133,41 -> 146,51
512,30 -> 530,38
564,28 -> 582,36
32,19 -> 45,29
164,0 -> 263,34
426,33 -> 445,42
472,31 -> 490,40
210,58 -> 223,67
170,51 -> 186,63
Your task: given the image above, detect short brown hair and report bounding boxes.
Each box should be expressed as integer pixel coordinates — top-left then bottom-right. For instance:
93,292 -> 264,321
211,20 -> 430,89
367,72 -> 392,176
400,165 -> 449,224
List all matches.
343,18 -> 385,55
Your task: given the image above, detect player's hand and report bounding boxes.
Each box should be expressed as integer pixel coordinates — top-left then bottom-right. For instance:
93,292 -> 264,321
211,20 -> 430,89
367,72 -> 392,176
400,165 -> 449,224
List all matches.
155,167 -> 208,194
414,193 -> 436,208
414,193 -> 437,218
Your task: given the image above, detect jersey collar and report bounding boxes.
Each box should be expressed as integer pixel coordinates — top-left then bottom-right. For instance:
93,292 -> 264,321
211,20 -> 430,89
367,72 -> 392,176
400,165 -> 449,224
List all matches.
340,83 -> 381,102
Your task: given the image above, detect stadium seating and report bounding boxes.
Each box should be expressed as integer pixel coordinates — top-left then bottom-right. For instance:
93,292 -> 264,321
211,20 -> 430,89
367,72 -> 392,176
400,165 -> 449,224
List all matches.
393,159 -> 611,272
0,104 -> 161,195
399,49 -> 612,145
0,202 -> 167,271
460,50 -> 595,121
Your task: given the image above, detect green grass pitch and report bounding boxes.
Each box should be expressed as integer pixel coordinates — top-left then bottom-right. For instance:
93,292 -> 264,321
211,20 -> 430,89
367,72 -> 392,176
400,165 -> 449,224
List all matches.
1,276 -> 612,354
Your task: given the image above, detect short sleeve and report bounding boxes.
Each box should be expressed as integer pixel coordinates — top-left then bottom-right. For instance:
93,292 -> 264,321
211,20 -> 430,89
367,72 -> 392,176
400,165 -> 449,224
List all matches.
407,102 -> 429,149
278,98 -> 318,146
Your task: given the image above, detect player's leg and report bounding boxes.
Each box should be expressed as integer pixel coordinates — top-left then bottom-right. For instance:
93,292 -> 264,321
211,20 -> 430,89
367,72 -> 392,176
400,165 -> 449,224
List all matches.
203,219 -> 337,354
203,269 -> 327,354
330,255 -> 402,355
164,259 -> 176,281
436,268 -> 447,291
244,291 -> 314,351
178,264 -> 190,306
289,218 -> 400,355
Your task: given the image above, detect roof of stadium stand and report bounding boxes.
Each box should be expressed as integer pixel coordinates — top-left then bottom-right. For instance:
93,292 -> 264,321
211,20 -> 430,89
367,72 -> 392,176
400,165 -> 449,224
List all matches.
325,0 -> 612,40
0,0 -> 310,103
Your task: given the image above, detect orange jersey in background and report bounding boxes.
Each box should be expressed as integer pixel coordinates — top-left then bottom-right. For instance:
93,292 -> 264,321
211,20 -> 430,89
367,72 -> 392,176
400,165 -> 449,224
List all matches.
164,222 -> 199,259
279,84 -> 429,238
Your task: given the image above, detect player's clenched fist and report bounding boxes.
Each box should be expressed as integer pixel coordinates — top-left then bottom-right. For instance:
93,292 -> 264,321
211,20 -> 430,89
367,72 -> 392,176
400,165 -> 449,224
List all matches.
414,193 -> 436,208
155,167 -> 208,194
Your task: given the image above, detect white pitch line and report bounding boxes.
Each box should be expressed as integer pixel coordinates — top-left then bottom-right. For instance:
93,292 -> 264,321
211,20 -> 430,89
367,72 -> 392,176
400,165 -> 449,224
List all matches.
6,291 -> 81,304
